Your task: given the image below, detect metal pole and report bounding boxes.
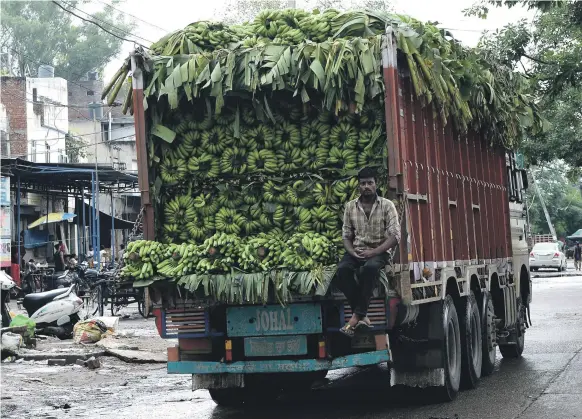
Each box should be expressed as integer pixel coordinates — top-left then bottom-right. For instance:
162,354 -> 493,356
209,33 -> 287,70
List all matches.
82,187 -> 86,258
91,171 -> 99,268
76,191 -> 81,257
16,175 -> 21,267
110,191 -> 115,262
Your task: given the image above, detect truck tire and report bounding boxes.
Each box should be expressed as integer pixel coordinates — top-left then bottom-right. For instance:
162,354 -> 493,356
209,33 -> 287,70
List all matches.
499,299 -> 525,359
460,292 -> 482,389
481,291 -> 496,376
434,295 -> 461,402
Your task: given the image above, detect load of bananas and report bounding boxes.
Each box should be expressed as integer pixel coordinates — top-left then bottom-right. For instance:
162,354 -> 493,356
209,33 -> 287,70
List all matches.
280,233 -> 337,270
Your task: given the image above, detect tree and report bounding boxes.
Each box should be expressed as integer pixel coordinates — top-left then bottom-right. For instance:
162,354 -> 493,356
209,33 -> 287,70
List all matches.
527,161 -> 582,238
0,1 -> 135,80
474,3 -> 582,168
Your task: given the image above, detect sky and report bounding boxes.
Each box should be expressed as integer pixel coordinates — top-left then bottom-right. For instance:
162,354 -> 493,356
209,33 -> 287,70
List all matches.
100,0 -> 534,80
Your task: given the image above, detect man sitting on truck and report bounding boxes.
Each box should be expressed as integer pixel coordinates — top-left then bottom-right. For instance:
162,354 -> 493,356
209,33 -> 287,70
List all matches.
336,167 -> 401,337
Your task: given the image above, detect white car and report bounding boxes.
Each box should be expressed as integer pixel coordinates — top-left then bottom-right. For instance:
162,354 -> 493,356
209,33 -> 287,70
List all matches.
529,242 -> 567,272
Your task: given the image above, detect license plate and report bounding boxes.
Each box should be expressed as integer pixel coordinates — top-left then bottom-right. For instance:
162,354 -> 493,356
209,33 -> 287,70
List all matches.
226,303 -> 322,337
244,336 -> 307,357
351,334 -> 375,349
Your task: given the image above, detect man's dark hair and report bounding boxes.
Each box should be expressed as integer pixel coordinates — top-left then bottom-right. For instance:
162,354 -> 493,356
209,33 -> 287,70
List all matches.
357,167 -> 376,181
120,244 -> 125,250
54,243 -> 60,250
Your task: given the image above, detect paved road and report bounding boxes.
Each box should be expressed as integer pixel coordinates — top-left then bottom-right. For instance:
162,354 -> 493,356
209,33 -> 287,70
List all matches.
3,272 -> 582,419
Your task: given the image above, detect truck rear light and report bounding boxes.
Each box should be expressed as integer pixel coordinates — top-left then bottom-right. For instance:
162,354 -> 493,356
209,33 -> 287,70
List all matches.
179,338 -> 212,354
318,339 -> 326,359
225,339 -> 233,362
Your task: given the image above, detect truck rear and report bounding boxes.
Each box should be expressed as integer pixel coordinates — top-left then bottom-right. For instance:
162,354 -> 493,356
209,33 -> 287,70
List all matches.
110,9 -> 541,406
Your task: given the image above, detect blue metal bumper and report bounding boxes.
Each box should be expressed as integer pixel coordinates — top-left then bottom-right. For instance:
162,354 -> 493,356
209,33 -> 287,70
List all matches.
167,350 -> 390,374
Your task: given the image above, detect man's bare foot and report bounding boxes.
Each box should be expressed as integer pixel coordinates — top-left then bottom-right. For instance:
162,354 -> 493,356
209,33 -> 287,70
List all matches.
348,313 -> 359,327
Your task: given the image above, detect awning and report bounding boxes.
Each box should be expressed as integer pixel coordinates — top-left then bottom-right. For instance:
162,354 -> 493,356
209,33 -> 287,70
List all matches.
28,212 -> 76,229
567,229 -> 582,241
74,200 -> 134,230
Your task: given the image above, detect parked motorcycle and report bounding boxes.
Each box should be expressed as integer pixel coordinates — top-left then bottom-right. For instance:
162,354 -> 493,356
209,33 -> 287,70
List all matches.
21,284 -> 83,339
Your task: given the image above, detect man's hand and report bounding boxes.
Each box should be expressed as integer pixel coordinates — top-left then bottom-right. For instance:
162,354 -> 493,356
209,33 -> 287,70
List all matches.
356,248 -> 377,260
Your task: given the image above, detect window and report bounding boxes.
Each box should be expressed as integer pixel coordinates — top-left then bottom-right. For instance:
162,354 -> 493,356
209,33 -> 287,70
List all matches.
45,143 -> 50,163
32,88 -> 37,102
131,159 -> 138,172
86,90 -> 94,96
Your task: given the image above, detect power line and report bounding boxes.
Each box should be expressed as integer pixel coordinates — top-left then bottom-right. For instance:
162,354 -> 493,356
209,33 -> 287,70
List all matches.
59,0 -> 156,45
92,0 -> 169,34
51,1 -> 150,49
1,89 -> 120,111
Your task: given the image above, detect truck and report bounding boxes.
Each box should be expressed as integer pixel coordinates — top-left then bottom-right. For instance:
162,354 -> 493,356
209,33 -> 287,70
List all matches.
117,11 -> 534,406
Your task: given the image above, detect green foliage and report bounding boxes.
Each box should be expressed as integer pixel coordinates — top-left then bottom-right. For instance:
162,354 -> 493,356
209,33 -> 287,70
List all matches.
476,3 -> 582,167
0,1 -> 135,80
64,134 -> 87,163
527,162 -> 582,238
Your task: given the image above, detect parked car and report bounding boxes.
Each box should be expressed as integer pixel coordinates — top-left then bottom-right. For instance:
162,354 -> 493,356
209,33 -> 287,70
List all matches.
530,242 -> 567,271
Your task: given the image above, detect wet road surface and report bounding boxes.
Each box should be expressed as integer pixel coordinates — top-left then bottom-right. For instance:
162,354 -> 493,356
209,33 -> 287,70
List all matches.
2,272 -> 582,419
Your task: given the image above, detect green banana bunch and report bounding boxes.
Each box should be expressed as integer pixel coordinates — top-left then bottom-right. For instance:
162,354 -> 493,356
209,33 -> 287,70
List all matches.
164,195 -> 198,225
358,147 -> 383,168
157,243 -> 200,277
358,125 -> 383,151
275,121 -> 301,151
216,185 -> 243,209
262,202 -> 285,228
221,147 -> 248,174
333,178 -> 359,202
313,182 -> 337,205
310,205 -> 338,233
301,145 -> 327,170
159,157 -> 187,184
196,232 -> 242,273
285,180 -> 314,207
215,208 -> 246,235
281,232 -> 336,270
187,153 -> 220,177
163,223 -> 188,243
276,148 -> 302,172
301,120 -> 330,148
186,216 -> 209,241
239,232 -> 285,271
252,10 -> 282,38
196,193 -> 219,217
358,102 -> 385,128
263,180 -> 287,203
201,126 -> 229,154
248,125 -> 274,150
330,123 -> 358,149
247,149 -> 278,173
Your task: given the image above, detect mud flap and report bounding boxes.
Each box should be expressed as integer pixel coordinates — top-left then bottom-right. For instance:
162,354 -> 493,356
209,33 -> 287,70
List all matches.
390,368 -> 445,387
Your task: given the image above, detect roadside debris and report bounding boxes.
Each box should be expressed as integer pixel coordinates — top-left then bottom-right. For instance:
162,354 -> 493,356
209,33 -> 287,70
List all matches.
75,356 -> 101,369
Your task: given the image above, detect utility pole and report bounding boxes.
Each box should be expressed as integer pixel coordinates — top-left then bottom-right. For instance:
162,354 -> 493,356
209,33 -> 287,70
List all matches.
530,170 -> 557,241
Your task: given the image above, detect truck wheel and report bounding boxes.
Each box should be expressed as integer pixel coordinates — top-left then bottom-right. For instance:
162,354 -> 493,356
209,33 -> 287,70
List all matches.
499,299 -> 525,359
460,292 -> 482,389
434,295 -> 461,402
481,291 -> 496,376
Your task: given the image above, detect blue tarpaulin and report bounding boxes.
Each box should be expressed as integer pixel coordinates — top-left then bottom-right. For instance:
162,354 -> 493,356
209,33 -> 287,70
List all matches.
23,229 -> 50,249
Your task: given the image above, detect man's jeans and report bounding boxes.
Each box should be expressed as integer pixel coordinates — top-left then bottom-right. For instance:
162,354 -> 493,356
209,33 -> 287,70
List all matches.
335,252 -> 388,317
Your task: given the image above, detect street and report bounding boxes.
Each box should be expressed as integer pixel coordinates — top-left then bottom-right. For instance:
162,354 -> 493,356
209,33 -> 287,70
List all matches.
2,266 -> 582,419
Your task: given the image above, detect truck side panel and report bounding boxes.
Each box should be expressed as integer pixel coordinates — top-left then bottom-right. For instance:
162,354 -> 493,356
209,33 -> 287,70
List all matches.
391,68 -> 512,277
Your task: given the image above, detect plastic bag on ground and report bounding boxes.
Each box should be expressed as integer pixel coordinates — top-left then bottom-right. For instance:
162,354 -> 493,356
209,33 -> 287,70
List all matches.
91,316 -> 119,333
9,314 -> 36,339
73,319 -> 109,344
1,332 -> 23,353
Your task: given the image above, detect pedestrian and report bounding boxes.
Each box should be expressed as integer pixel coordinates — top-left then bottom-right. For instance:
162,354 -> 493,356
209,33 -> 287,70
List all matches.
54,242 -> 65,272
334,167 -> 401,337
574,242 -> 582,271
86,245 -> 94,268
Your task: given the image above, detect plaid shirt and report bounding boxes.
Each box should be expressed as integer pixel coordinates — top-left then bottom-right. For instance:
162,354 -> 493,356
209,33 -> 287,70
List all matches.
342,195 -> 401,252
